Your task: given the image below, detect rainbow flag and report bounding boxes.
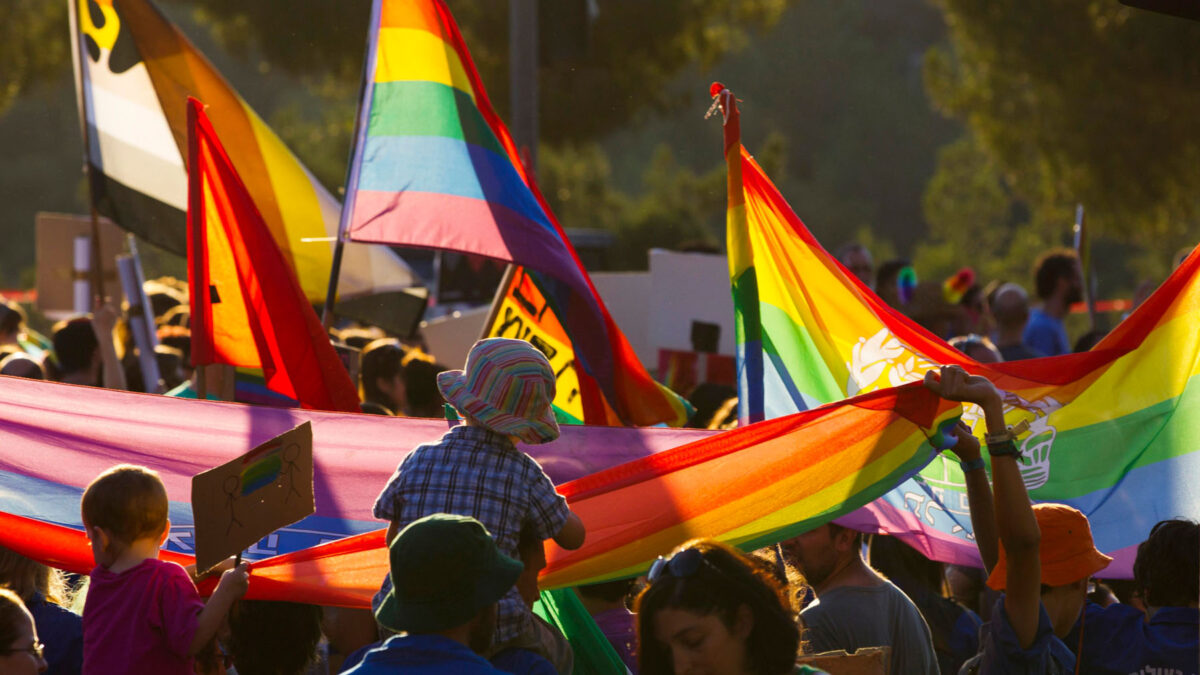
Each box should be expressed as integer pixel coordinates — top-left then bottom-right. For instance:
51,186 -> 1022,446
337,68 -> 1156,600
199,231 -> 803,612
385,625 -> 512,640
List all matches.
68,0 -> 417,309
341,0 -> 687,427
717,83 -> 1200,570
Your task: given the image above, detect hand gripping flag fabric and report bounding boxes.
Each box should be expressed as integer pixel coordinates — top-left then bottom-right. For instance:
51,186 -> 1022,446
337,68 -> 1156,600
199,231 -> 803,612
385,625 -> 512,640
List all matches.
68,0 -> 416,307
187,98 -> 360,413
0,374 -> 957,605
341,0 -> 686,427
717,83 -> 1200,574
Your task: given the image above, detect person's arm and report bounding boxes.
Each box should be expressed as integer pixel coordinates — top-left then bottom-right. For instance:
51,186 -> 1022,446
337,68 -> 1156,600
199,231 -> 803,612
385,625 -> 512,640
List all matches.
951,421 -> 999,573
189,562 -> 249,655
92,302 -> 127,391
926,366 -> 1041,649
553,510 -> 586,550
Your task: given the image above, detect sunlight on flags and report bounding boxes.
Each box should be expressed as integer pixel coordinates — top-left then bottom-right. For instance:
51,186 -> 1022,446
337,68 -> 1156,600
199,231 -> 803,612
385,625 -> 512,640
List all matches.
342,0 -> 687,427
68,0 -> 416,307
186,98 -> 360,413
716,83 -> 1200,573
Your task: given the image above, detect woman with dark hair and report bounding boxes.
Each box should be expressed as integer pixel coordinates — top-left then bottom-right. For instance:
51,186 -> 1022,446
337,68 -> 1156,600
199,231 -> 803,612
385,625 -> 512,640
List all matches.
0,545 -> 80,675
0,588 -> 48,674
360,339 -> 407,415
635,539 -> 824,675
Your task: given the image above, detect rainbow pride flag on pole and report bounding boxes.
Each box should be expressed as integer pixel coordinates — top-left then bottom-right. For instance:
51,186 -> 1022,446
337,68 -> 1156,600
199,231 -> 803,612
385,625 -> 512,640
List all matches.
340,0 -> 686,427
717,83 -> 1200,572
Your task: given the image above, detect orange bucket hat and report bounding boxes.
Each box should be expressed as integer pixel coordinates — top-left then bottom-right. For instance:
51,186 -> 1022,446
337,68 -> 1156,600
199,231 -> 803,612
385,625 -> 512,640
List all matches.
987,503 -> 1112,591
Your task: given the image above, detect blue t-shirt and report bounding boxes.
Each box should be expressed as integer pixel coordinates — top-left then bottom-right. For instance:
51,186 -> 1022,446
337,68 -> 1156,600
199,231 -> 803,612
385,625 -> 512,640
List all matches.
1023,308 -> 1070,357
1068,602 -> 1199,675
976,595 -> 1074,674
27,593 -> 82,675
341,635 -> 507,675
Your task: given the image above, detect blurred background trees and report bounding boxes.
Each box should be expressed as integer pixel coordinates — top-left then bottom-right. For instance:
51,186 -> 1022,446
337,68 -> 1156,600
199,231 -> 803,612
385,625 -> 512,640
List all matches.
2,0 -> 1198,300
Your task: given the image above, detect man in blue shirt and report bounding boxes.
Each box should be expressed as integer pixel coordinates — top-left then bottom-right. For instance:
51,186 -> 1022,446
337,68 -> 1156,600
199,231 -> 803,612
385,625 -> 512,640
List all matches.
344,514 -> 526,674
1023,250 -> 1083,357
1069,519 -> 1199,675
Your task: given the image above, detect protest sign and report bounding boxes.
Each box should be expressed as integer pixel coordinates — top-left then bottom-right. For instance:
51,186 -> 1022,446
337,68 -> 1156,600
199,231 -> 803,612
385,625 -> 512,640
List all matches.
191,422 -> 315,574
35,212 -> 126,318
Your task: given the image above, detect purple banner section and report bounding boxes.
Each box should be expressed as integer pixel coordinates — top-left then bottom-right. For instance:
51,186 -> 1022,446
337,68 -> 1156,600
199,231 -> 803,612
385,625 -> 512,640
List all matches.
0,377 -> 715,527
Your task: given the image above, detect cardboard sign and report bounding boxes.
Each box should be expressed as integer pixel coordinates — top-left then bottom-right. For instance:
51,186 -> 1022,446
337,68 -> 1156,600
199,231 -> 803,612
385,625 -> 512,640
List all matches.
484,267 -> 585,422
796,646 -> 889,675
191,422 -> 315,574
35,212 -> 127,318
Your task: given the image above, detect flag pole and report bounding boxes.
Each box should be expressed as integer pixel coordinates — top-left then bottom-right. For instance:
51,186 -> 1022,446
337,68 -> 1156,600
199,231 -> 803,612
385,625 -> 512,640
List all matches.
69,0 -> 106,307
322,0 -> 384,330
1073,204 -> 1098,331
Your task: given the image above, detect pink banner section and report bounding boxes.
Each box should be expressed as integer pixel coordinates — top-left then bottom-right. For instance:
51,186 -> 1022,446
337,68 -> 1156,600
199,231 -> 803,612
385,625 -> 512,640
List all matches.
0,377 -> 716,524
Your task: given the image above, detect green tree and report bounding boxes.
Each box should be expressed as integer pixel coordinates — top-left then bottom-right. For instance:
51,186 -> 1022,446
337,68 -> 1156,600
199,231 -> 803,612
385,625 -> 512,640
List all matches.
178,0 -> 791,143
0,0 -> 69,116
912,132 -> 1065,284
925,0 -> 1200,247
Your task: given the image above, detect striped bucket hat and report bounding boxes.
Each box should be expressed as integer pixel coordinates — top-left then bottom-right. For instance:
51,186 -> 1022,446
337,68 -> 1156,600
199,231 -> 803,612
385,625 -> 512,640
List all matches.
437,338 -> 560,444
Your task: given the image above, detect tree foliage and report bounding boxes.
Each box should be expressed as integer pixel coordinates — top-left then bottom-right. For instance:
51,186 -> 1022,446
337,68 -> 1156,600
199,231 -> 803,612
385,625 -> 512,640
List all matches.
177,0 -> 790,143
925,0 -> 1200,245
0,0 -> 70,116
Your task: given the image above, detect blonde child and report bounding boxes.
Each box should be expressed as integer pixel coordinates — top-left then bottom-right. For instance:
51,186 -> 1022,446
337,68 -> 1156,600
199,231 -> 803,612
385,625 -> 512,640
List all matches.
80,465 -> 247,674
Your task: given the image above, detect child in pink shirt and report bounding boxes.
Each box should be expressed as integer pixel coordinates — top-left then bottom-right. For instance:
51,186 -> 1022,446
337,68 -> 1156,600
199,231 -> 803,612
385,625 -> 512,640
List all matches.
80,464 -> 248,675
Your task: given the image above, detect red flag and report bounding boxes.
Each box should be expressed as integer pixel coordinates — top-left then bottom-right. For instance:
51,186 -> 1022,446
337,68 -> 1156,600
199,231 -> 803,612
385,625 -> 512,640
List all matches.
186,97 -> 360,413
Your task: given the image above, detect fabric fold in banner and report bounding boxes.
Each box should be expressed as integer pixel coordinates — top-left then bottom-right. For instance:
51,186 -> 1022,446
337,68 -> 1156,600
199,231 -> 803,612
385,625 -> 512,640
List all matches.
186,98 -> 360,413
714,83 -> 1200,573
342,0 -> 688,427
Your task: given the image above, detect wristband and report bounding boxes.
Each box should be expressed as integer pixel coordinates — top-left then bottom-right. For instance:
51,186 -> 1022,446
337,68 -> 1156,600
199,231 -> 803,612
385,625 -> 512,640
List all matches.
959,456 -> 986,473
983,419 -> 1030,446
987,439 -> 1023,459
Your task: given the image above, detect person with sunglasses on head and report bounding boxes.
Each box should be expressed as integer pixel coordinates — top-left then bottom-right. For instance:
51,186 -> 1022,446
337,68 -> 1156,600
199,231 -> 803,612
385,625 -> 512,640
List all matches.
0,588 -> 49,674
925,365 -> 1111,674
635,539 -> 827,675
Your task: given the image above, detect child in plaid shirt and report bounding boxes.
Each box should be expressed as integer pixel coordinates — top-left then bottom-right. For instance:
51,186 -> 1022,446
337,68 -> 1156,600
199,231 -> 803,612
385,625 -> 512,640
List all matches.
373,338 -> 585,670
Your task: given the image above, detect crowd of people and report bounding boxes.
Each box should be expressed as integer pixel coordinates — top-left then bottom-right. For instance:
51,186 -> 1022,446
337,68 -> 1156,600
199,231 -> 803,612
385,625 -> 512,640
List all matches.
0,242 -> 1196,675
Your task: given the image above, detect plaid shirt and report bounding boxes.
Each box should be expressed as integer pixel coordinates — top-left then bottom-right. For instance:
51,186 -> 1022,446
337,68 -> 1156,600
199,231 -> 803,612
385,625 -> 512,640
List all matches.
373,424 -> 570,644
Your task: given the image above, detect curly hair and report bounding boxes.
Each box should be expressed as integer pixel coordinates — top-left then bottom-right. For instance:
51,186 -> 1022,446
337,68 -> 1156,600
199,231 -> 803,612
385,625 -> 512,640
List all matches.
635,539 -> 799,675
1033,249 -> 1078,300
1133,519 -> 1199,608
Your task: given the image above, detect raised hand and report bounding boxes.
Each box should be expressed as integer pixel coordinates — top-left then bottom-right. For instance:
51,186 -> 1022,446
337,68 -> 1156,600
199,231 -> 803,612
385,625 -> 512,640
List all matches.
923,365 -> 1000,408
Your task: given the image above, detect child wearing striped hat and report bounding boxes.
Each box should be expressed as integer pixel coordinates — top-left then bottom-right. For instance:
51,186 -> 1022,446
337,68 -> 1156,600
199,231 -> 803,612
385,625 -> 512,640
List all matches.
372,338 -> 585,672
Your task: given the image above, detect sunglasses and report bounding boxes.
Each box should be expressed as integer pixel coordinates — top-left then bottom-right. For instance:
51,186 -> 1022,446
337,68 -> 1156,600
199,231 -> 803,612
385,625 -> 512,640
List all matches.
1,642 -> 43,659
648,547 -> 709,584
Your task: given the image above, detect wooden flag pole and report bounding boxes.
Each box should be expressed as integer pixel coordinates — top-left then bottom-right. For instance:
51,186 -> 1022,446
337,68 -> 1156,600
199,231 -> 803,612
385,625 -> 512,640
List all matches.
70,0 -> 107,307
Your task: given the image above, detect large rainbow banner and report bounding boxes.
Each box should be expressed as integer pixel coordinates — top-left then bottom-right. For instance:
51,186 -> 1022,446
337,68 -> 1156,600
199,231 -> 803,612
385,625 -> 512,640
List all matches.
340,0 -> 686,427
717,84 -> 1200,574
0,374 -> 958,605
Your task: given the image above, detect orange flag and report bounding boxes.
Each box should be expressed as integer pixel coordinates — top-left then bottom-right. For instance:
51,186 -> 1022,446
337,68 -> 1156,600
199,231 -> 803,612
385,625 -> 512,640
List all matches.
186,97 -> 360,413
